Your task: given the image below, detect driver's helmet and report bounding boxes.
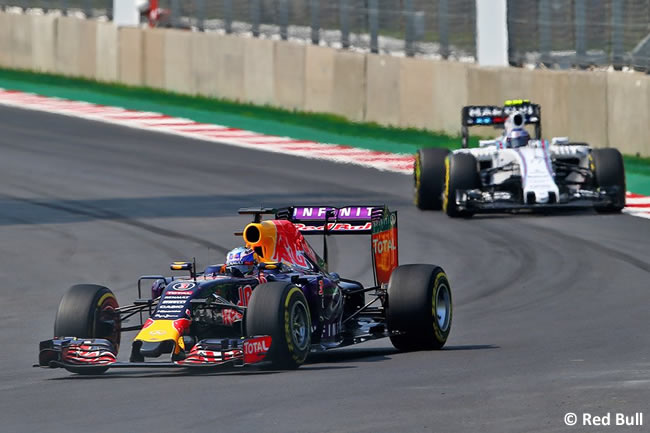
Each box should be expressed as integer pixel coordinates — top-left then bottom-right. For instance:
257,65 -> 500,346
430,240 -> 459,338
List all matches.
225,247 -> 256,275
505,128 -> 530,148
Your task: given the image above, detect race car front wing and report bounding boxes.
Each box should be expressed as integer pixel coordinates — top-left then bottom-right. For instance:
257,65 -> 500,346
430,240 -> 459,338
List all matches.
37,335 -> 272,372
454,186 -> 621,213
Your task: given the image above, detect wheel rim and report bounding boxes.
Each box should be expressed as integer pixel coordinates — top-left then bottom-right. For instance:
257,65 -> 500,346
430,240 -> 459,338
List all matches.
96,296 -> 120,349
434,283 -> 451,332
290,300 -> 309,351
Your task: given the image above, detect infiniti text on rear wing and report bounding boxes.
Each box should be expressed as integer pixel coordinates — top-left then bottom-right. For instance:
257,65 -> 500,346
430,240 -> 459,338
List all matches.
288,206 -> 384,234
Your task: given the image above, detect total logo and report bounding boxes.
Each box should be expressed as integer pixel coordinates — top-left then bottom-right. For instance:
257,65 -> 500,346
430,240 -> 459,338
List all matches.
149,330 -> 167,336
244,338 -> 270,355
243,336 -> 272,364
372,238 -> 397,254
171,282 -> 196,291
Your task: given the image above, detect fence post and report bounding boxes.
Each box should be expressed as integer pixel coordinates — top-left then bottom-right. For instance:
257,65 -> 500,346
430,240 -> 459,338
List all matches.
574,0 -> 587,68
476,0 -> 508,66
223,0 -> 232,33
195,0 -> 205,31
170,0 -> 180,28
251,0 -> 260,37
339,0 -> 350,49
279,0 -> 289,40
611,0 -> 623,69
405,0 -> 415,56
369,0 -> 378,54
438,0 -> 449,59
310,0 -> 320,44
538,0 -> 551,66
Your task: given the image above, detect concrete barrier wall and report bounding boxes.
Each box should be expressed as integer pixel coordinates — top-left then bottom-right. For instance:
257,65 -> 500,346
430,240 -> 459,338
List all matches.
191,31 -> 220,97
331,50 -> 366,122
430,61 -> 469,134
11,13 -> 32,70
607,73 -> 650,156
96,20 -> 118,82
567,71 -> 609,148
527,70 -> 570,138
55,16 -> 82,77
399,57 -> 435,130
164,29 -> 193,95
215,34 -> 245,102
1,11 -> 649,156
304,45 -> 335,114
143,28 -> 165,89
274,41 -> 306,110
244,37 -> 275,105
365,54 -> 401,126
79,19 -> 97,79
32,14 -> 57,73
118,27 -> 143,86
0,12 -> 12,68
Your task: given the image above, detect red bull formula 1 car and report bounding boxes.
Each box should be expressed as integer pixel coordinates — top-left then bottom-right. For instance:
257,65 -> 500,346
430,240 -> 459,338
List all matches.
37,205 -> 452,374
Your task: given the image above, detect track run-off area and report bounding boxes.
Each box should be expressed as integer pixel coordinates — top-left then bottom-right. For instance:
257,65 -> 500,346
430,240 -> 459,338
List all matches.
0,88 -> 648,220
0,102 -> 648,432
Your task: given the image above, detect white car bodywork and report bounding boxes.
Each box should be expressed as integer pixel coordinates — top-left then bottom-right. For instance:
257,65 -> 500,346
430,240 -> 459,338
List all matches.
454,136 -> 592,205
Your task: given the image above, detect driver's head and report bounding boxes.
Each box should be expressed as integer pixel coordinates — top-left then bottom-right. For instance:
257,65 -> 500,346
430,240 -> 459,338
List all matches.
225,247 -> 256,275
506,128 -> 530,148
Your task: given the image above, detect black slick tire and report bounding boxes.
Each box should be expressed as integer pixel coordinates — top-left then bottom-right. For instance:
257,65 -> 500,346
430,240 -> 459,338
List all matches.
54,284 -> 120,374
246,282 -> 311,369
443,153 -> 480,218
387,264 -> 452,351
591,148 -> 626,213
414,147 -> 450,210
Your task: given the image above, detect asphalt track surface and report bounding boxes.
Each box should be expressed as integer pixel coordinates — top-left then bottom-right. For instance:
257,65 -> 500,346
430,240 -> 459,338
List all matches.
0,105 -> 648,433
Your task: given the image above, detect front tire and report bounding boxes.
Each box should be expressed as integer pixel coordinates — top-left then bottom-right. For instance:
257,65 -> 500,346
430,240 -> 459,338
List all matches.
246,282 -> 311,369
443,153 -> 480,218
414,147 -> 450,210
592,148 -> 626,213
54,284 -> 120,374
387,265 -> 452,351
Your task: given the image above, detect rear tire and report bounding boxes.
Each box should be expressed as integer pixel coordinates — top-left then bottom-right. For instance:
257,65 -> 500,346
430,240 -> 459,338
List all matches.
387,265 -> 452,351
443,153 -> 481,218
54,284 -> 120,375
246,282 -> 311,369
414,147 -> 450,210
592,148 -> 625,213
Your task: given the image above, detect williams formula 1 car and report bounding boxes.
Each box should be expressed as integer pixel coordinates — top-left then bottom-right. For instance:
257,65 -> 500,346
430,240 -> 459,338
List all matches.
37,205 -> 452,374
414,100 -> 626,217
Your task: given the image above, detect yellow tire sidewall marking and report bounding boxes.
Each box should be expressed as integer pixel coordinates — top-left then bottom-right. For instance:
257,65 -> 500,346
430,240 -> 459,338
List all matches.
284,286 -> 310,362
443,156 -> 451,212
431,271 -> 451,342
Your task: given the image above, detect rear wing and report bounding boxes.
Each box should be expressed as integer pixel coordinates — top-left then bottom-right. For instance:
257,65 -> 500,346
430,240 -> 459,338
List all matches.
239,206 -> 398,285
461,100 -> 542,148
239,206 -> 385,235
